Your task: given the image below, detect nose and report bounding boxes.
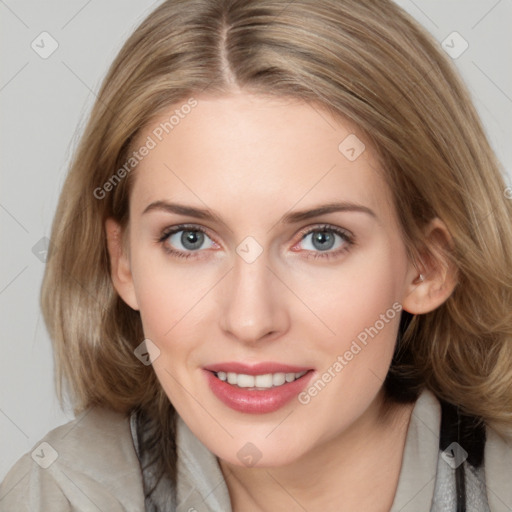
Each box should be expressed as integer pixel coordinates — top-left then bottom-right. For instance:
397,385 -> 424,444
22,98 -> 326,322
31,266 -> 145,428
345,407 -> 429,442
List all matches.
219,249 -> 290,345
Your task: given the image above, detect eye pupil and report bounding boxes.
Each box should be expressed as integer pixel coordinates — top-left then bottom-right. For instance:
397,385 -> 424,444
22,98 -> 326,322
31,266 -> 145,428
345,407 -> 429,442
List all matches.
312,231 -> 335,251
181,230 -> 204,250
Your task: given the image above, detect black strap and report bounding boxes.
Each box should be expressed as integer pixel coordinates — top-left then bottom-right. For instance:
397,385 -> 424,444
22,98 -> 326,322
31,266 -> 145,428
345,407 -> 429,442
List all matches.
130,408 -> 178,512
439,399 -> 486,512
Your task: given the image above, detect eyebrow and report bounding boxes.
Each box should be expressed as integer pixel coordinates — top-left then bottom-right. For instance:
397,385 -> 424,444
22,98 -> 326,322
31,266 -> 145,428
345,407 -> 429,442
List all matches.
142,200 -> 376,224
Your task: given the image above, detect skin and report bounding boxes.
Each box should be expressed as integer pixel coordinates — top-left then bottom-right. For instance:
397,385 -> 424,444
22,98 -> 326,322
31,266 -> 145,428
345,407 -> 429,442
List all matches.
106,91 -> 457,511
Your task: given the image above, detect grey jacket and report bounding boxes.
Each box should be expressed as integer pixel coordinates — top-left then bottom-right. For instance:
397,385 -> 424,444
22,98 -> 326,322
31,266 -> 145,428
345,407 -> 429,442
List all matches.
1,389 -> 511,511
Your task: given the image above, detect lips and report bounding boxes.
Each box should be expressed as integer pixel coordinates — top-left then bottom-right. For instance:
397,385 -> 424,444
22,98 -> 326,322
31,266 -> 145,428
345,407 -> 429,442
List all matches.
203,362 -> 314,414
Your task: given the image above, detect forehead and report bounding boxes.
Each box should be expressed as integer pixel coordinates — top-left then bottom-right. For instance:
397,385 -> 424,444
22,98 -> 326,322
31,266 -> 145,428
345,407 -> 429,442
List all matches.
129,92 -> 393,221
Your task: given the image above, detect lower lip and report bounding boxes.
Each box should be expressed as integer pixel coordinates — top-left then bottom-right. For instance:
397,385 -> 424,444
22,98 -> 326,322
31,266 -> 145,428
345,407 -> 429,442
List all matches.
204,370 -> 314,414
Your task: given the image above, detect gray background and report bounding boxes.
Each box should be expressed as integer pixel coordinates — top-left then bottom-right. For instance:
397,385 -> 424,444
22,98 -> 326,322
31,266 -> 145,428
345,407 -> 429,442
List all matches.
1,0 -> 511,481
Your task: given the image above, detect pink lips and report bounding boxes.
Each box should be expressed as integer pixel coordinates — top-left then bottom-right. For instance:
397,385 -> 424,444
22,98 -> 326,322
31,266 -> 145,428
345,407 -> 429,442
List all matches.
203,361 -> 314,414
204,361 -> 311,375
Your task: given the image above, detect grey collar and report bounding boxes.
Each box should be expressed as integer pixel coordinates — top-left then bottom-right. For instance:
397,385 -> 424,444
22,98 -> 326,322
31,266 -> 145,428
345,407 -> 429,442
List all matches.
129,410 -> 231,512
131,389 -> 491,511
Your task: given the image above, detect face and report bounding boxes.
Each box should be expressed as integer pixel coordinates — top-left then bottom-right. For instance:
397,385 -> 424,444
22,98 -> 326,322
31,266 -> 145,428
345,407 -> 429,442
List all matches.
110,91 -> 421,467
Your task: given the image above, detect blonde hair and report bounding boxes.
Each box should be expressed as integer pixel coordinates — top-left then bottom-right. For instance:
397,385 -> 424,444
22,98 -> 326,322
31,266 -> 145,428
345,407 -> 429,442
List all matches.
42,0 -> 512,474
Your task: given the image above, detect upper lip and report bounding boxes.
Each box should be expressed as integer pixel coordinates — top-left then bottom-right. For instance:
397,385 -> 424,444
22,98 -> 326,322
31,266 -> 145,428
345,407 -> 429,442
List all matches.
204,362 -> 312,375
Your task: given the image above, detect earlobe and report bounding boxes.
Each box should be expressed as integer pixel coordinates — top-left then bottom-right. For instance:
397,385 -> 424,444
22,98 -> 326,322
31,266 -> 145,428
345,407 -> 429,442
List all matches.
402,218 -> 458,315
105,218 -> 139,311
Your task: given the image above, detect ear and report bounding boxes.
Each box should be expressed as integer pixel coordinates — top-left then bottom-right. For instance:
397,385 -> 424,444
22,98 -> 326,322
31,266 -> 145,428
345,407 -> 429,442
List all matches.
402,218 -> 458,315
105,218 -> 139,311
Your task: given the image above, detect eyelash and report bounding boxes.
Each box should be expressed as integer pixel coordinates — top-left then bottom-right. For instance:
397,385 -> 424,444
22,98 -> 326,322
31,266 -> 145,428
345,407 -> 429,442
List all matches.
157,223 -> 355,261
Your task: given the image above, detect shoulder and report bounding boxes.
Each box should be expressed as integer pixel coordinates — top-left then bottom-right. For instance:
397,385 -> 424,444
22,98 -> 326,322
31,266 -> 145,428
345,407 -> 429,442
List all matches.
484,424 -> 512,511
0,406 -> 145,512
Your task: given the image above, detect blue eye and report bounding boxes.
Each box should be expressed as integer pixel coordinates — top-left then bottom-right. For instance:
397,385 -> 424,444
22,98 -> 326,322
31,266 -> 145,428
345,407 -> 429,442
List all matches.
158,223 -> 355,260
296,225 -> 354,260
301,229 -> 344,251
159,225 -> 216,258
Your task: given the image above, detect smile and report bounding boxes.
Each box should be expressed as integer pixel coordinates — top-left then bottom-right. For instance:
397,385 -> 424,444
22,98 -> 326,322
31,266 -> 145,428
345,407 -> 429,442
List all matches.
214,371 -> 308,389
203,363 -> 314,414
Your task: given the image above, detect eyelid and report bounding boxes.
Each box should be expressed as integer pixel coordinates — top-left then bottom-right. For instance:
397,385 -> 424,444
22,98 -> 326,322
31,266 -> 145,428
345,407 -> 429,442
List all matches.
159,223 -> 217,243
296,223 -> 353,241
159,222 -> 352,243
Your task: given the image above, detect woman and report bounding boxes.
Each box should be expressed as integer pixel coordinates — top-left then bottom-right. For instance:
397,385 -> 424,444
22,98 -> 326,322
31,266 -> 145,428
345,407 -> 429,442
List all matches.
1,0 -> 511,510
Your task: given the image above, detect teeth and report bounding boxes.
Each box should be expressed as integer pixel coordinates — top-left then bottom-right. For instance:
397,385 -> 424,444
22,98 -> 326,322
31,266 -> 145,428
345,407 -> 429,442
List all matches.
255,374 -> 273,388
237,374 -> 255,388
216,370 -> 307,389
272,373 -> 286,386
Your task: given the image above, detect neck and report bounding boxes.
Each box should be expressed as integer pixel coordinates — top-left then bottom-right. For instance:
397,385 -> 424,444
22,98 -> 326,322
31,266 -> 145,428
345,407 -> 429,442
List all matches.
218,388 -> 415,512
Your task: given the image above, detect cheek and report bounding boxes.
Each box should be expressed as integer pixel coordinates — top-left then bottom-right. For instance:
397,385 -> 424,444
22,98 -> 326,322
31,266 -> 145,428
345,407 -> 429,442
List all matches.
130,258 -> 203,401
134,276 -> 179,339
130,249 -> 213,338
294,260 -> 404,429
296,241 -> 406,351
